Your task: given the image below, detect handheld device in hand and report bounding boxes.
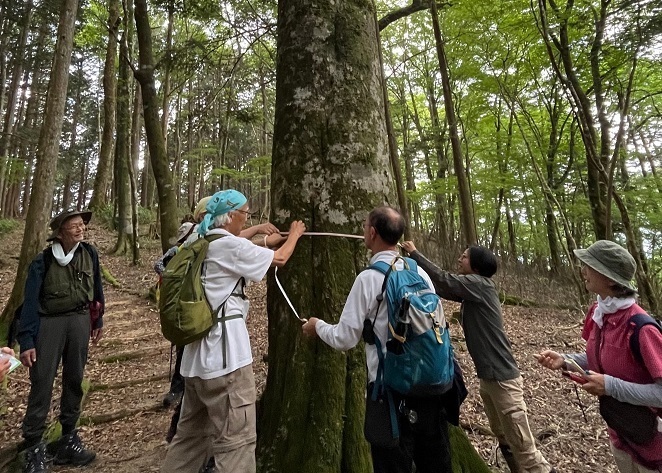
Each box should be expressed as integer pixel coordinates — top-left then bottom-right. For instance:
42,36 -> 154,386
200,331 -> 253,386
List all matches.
0,352 -> 21,374
562,370 -> 588,384
564,357 -> 589,375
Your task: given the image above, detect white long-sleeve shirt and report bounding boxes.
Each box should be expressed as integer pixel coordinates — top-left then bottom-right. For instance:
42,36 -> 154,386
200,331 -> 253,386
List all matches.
315,250 -> 438,383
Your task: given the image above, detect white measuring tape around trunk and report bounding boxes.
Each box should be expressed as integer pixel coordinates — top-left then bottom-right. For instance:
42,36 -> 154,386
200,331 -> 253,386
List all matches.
273,231 -> 366,321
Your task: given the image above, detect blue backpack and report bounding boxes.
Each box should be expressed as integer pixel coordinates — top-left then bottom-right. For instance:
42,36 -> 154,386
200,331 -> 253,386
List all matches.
366,257 -> 455,397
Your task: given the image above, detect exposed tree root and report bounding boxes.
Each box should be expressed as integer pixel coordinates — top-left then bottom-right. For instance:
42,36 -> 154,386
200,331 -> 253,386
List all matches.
79,401 -> 163,425
89,372 -> 169,392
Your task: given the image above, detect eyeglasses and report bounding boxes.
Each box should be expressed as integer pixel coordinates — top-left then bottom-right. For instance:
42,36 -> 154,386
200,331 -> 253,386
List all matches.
234,209 -> 255,217
64,223 -> 86,231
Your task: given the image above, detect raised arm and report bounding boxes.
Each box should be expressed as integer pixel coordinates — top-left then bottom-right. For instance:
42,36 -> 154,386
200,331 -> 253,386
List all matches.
272,221 -> 306,267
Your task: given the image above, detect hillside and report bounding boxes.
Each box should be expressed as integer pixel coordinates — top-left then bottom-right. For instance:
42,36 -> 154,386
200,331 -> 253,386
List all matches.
0,222 -> 617,472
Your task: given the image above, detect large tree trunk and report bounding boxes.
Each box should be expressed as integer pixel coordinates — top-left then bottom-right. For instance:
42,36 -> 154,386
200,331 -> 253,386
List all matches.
257,1 -> 388,471
133,0 -> 178,253
0,0 -> 78,326
257,0 -> 490,471
89,0 -> 119,211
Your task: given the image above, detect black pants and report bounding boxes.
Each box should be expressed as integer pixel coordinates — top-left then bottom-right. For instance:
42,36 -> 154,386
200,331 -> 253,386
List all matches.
22,313 -> 90,446
169,346 -> 185,394
370,395 -> 452,473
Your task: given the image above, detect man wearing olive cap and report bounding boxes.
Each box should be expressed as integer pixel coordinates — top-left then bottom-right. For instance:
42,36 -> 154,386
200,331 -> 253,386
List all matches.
17,209 -> 104,473
162,189 -> 306,473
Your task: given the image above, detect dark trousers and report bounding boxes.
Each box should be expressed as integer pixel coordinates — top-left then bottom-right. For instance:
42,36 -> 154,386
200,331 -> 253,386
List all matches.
370,395 -> 452,473
22,313 -> 90,446
169,346 -> 185,394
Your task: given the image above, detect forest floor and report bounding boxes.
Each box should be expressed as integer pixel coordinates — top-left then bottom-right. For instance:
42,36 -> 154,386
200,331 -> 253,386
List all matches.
0,221 -> 618,472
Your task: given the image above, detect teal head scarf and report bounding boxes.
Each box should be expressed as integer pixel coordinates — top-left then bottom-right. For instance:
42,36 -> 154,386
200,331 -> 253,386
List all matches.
197,189 -> 248,236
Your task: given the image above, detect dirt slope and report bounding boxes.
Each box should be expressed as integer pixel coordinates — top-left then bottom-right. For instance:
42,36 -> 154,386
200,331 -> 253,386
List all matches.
0,222 -> 617,472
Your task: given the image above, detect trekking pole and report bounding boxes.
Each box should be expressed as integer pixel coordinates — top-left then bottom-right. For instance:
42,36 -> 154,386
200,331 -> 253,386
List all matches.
572,383 -> 588,422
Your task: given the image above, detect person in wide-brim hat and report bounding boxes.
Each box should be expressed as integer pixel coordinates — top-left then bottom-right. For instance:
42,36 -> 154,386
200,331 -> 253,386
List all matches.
537,241 -> 662,472
17,206 -> 104,471
47,209 -> 92,242
573,239 -> 636,290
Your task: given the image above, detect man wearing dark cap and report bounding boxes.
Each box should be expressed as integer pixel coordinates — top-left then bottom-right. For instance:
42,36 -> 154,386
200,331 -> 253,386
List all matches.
17,209 -> 104,473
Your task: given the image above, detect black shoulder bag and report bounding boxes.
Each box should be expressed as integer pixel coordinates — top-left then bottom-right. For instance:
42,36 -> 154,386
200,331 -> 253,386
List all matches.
594,321 -> 659,446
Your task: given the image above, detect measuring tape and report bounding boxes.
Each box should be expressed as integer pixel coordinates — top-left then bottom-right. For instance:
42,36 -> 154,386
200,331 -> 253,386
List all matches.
273,232 -> 364,321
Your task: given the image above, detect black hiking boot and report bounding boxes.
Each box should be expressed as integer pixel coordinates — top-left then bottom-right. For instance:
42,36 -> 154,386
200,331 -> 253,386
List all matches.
23,442 -> 49,473
53,430 -> 96,466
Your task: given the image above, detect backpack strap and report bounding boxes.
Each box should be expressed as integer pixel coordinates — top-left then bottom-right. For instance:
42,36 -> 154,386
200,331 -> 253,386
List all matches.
628,313 -> 662,365
203,234 -> 247,369
215,277 -> 247,369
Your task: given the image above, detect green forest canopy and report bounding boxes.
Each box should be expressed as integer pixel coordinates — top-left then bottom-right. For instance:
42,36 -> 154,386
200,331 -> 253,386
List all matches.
0,0 -> 659,308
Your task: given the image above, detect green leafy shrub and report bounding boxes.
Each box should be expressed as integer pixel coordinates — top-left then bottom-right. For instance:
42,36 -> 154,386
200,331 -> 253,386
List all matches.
137,206 -> 155,225
93,204 -> 115,229
0,218 -> 18,235
92,204 -> 156,229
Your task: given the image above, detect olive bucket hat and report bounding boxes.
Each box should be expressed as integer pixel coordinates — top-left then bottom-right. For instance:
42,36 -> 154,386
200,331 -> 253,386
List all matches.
47,209 -> 92,242
573,240 -> 636,289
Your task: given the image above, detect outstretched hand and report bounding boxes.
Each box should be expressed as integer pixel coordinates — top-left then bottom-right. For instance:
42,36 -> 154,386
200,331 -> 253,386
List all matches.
401,241 -> 417,254
288,221 -> 306,239
535,350 -> 565,370
257,222 -> 280,235
302,317 -> 319,337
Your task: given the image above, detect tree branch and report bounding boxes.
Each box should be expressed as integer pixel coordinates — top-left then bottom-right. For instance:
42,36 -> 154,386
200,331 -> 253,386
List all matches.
379,0 -> 450,31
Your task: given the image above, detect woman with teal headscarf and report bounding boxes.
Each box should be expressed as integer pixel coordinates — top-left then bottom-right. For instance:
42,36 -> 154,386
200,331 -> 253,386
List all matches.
162,189 -> 306,473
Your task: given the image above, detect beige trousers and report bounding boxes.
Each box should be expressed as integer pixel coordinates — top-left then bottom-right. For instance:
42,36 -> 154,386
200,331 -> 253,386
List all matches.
162,365 -> 257,473
611,443 -> 661,473
479,377 -> 552,473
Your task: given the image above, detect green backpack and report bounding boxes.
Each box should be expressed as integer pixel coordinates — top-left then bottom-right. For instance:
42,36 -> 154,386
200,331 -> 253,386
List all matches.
159,234 -> 244,347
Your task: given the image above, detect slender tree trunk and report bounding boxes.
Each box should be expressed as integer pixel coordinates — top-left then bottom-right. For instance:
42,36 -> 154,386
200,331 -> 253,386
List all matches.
375,14 -> 410,238
129,84 -> 140,264
0,0 -> 78,325
89,0 -> 119,210
0,0 -> 33,211
429,0 -> 476,245
113,18 -> 132,255
133,0 -> 178,252
20,24 -> 48,217
62,62 -> 83,212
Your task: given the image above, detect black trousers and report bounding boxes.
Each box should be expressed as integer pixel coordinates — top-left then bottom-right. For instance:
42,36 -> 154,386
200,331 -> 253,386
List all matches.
370,394 -> 452,473
22,313 -> 90,446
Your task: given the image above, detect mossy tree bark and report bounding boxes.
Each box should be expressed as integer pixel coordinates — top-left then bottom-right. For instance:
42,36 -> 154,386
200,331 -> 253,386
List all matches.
89,0 -> 119,211
112,16 -> 133,255
133,0 -> 178,253
258,0 -> 495,471
256,0 -> 390,472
